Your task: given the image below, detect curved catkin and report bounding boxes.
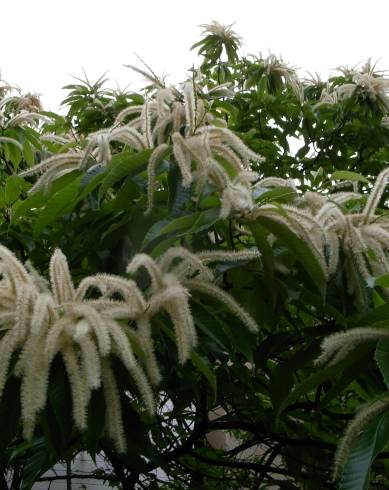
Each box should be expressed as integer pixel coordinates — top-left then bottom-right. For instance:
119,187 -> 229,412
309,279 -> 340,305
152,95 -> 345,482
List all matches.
171,132 -> 193,187
332,397 -> 389,481
50,249 -> 75,304
159,246 -> 213,280
77,336 -> 101,390
145,143 -> 169,214
184,278 -> 258,333
136,316 -> 162,386
101,360 -> 126,453
126,253 -> 164,292
62,345 -> 88,431
30,293 -> 55,335
20,335 -> 50,439
0,245 -> 32,285
141,101 -> 154,149
363,168 -> 389,223
316,327 -> 389,367
196,249 -> 260,264
0,329 -> 21,396
115,105 -> 143,123
18,153 -> 82,177
128,362 -> 155,416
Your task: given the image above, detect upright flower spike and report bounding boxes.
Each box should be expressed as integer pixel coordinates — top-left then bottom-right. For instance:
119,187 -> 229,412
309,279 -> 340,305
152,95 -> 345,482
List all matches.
362,167 -> 389,223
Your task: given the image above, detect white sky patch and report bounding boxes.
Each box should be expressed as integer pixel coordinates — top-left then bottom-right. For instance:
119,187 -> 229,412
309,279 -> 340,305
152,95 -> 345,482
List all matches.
1,0 -> 389,111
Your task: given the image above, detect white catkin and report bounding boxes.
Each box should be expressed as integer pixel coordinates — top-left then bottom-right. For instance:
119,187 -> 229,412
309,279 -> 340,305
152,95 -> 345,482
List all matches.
184,279 -> 258,333
363,168 -> 389,223
49,249 -> 75,304
101,360 -> 127,453
333,398 -> 389,481
136,316 -> 162,386
145,143 -> 169,214
62,345 -> 88,430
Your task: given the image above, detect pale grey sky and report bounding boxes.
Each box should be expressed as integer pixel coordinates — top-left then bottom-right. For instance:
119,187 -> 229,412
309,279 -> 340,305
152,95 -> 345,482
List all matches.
2,0 -> 389,110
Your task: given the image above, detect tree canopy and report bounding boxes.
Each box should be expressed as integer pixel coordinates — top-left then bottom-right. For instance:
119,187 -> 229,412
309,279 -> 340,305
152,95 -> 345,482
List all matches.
0,20 -> 388,489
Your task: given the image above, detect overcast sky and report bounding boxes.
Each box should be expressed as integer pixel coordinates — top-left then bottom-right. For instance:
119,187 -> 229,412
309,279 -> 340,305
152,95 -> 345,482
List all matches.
2,0 -> 389,111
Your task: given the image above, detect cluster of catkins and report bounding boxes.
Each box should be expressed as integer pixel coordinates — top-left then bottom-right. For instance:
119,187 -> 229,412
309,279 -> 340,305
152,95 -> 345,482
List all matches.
252,167 -> 389,301
18,82 -> 264,217
0,245 -> 258,452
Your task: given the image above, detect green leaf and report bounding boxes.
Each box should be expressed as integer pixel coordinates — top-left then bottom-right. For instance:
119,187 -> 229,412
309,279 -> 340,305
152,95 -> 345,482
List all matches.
248,222 -> 275,305
99,149 -> 152,198
0,376 -> 21,455
255,212 -> 327,296
331,170 -> 369,184
33,177 -> 82,236
270,342 -> 320,413
374,274 -> 389,288
4,175 -> 24,206
191,351 -> 217,402
276,345 -> 373,418
143,208 -> 219,247
84,389 -> 106,456
340,411 -> 389,490
318,354 -> 370,408
12,170 -> 81,222
23,140 -> 35,167
254,187 -> 297,204
375,340 -> 389,389
20,438 -> 54,490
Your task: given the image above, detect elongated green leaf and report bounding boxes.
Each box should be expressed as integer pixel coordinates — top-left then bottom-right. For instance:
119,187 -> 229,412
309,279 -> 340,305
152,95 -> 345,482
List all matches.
318,355 -> 370,408
254,187 -> 297,204
191,351 -> 217,402
99,149 -> 152,198
255,213 -> 327,296
23,139 -> 35,167
12,170 -> 81,222
270,342 -> 320,413
375,340 -> 389,389
33,177 -> 82,236
143,208 -> 219,247
277,345 -> 372,418
375,274 -> 389,288
20,438 -> 54,490
340,411 -> 389,490
248,222 -> 275,305
357,304 -> 389,327
3,175 -> 24,206
331,170 -> 369,184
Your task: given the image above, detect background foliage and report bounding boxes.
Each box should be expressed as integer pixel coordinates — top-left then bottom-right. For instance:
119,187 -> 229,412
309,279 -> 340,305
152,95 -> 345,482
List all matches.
0,21 -> 388,489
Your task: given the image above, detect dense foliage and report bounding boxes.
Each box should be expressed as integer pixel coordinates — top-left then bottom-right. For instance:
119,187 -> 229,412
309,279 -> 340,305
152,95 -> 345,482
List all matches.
0,21 -> 388,489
